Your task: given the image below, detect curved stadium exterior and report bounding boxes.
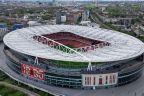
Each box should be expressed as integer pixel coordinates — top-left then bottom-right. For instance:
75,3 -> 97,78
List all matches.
3,25 -> 144,90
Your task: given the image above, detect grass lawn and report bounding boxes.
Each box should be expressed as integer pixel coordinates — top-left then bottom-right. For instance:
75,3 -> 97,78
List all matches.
0,71 -> 53,96
0,85 -> 27,96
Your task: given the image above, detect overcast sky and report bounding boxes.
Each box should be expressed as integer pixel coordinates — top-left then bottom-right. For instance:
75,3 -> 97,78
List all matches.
5,0 -> 144,1
7,0 -> 144,1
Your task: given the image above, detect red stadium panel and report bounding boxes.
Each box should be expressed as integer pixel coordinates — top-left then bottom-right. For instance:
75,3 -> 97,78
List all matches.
99,77 -> 102,85
21,64 -> 45,80
33,32 -> 111,53
82,73 -> 118,86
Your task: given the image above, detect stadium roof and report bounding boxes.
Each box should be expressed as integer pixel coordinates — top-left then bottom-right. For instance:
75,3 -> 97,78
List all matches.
3,25 -> 144,62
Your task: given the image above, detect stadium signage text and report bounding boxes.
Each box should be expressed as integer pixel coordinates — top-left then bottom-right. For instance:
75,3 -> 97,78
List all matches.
33,35 -> 111,53
21,64 -> 45,80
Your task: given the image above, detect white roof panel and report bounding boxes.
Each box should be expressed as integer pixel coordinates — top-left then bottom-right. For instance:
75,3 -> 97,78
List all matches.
3,25 -> 144,62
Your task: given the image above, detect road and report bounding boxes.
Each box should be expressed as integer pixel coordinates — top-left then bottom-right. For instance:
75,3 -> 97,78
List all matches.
0,42 -> 144,96
90,11 -> 112,30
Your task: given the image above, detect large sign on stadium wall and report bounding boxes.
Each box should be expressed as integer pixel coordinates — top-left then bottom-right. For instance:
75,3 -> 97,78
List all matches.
21,64 -> 45,80
82,73 -> 118,87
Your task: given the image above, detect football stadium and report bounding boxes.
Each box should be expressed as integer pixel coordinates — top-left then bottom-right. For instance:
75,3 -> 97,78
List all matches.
3,25 -> 144,90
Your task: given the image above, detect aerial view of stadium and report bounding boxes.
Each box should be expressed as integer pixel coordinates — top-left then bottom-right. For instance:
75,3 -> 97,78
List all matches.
3,25 -> 144,91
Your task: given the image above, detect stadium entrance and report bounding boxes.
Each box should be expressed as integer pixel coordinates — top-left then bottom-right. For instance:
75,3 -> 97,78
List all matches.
82,73 -> 118,89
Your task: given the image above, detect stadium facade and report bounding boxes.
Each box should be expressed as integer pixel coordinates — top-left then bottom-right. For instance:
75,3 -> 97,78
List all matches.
3,25 -> 144,90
